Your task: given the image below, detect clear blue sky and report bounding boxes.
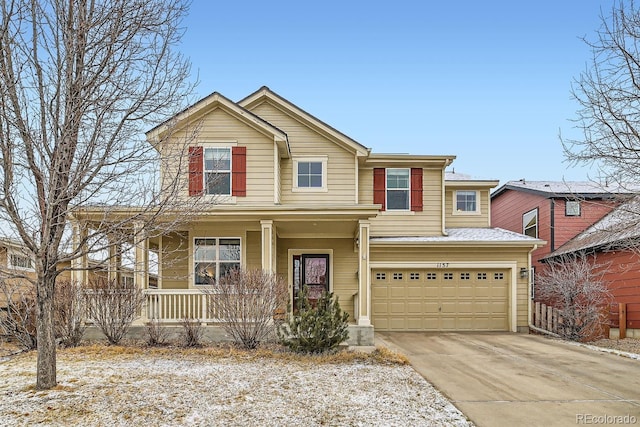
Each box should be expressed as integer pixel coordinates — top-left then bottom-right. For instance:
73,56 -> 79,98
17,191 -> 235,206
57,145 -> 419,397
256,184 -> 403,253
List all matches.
179,0 -> 610,185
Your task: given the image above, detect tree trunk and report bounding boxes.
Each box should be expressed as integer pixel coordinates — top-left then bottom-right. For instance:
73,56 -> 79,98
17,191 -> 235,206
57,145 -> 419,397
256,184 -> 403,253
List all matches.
36,274 -> 57,389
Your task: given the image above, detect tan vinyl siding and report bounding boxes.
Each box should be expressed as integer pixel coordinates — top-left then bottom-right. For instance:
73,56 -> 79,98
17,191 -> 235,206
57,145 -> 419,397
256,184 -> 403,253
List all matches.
445,188 -> 491,228
159,232 -> 189,290
277,237 -> 358,322
363,167 -> 444,236
161,107 -> 275,204
250,102 -> 357,205
245,231 -> 261,270
370,246 -> 531,329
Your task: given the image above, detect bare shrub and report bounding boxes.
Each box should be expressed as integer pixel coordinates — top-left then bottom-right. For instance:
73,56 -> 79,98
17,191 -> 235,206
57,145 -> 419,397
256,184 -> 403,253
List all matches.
180,318 -> 203,347
86,278 -> 145,345
0,281 -> 37,350
205,269 -> 288,349
537,253 -> 612,341
145,318 -> 170,346
53,281 -> 87,347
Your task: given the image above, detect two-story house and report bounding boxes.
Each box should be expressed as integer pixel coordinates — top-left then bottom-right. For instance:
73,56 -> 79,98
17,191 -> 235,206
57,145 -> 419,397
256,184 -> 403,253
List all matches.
71,87 -> 544,345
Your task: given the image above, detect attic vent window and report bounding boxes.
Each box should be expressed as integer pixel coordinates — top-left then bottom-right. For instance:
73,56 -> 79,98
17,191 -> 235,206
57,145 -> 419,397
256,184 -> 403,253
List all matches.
566,201 -> 581,217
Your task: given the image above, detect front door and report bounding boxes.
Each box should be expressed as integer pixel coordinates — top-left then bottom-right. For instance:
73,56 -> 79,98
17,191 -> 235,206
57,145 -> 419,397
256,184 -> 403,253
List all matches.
293,254 -> 330,310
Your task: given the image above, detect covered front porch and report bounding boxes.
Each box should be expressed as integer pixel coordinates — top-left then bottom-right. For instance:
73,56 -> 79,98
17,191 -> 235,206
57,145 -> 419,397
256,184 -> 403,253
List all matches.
70,206 -> 377,336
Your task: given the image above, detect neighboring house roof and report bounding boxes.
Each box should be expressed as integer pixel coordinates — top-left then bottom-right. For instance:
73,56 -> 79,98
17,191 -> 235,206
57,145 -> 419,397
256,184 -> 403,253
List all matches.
238,86 -> 370,157
544,196 -> 640,259
371,228 -> 545,246
491,180 -> 639,199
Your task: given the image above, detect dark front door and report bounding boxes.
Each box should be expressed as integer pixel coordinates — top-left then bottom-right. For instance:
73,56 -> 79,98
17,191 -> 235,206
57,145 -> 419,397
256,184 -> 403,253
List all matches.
293,254 -> 329,310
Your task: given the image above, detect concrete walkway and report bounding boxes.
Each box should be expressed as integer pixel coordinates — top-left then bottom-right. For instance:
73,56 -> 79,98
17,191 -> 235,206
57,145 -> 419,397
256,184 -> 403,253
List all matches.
376,332 -> 640,427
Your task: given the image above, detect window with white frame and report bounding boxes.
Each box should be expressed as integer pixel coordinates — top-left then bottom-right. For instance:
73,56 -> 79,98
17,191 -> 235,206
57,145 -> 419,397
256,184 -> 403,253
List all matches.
565,200 -> 581,217
455,190 -> 478,213
386,168 -> 410,210
293,157 -> 327,191
204,147 -> 231,195
523,209 -> 538,238
194,238 -> 240,285
9,251 -> 33,270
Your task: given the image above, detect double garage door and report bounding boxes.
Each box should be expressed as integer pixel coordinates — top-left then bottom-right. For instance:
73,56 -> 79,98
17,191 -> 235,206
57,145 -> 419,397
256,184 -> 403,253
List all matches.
372,268 -> 509,331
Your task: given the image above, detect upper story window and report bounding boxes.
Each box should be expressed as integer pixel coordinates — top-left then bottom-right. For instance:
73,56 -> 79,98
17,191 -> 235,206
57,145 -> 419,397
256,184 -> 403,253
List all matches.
386,168 -> 410,210
189,145 -> 246,198
373,167 -> 423,212
293,157 -> 327,192
194,238 -> 241,286
9,252 -> 33,270
204,148 -> 231,195
455,190 -> 479,214
523,208 -> 538,238
565,200 -> 581,217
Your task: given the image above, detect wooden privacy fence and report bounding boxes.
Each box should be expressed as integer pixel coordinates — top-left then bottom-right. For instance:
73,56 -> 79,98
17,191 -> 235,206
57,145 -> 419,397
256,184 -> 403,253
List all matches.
534,301 -> 639,339
608,302 -> 640,339
533,302 -> 563,335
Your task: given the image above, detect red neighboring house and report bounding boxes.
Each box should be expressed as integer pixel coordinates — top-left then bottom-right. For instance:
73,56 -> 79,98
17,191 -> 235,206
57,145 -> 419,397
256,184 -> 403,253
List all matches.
491,180 -> 629,270
543,197 -> 640,338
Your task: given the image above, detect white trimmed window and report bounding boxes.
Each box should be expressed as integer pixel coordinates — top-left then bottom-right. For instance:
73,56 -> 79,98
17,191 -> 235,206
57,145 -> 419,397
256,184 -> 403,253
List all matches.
204,147 -> 231,195
293,157 -> 327,192
386,168 -> 410,210
523,209 -> 538,238
454,190 -> 479,214
194,238 -> 241,285
9,251 -> 33,270
566,200 -> 581,217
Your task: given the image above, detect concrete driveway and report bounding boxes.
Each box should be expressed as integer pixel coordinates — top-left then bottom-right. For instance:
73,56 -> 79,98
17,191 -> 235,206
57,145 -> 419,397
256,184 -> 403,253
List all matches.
376,332 -> 640,427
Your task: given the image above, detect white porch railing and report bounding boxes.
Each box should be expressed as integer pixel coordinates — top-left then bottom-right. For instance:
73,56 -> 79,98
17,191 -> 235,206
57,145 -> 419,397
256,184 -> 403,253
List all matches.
144,289 -> 218,323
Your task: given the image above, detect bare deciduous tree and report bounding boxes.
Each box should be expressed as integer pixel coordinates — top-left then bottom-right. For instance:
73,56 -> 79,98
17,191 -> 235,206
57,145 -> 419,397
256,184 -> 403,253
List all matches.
565,0 -> 640,188
537,254 -> 611,341
206,269 -> 289,349
0,0 -> 196,388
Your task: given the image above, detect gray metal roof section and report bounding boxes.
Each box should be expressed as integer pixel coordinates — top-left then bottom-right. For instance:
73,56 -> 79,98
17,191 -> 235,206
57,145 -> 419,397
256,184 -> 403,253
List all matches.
545,196 -> 640,258
370,227 -> 543,243
491,180 -> 639,199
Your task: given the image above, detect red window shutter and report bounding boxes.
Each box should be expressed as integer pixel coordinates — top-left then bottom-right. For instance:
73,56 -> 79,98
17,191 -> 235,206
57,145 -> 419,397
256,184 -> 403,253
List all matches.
188,146 -> 203,196
232,146 -> 247,197
411,168 -> 423,212
373,168 -> 386,211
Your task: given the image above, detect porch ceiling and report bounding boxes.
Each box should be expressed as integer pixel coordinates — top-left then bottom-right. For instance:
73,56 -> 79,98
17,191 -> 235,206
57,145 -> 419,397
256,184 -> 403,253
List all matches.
275,218 -> 359,238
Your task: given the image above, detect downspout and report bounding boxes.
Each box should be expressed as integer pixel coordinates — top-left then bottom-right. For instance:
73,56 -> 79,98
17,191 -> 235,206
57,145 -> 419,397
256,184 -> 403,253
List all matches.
550,199 -> 555,251
527,245 -> 538,330
441,168 -> 448,236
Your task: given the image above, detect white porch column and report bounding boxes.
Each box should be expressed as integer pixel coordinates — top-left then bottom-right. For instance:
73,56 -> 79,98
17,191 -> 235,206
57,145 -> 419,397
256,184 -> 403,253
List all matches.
261,220 -> 275,272
133,221 -> 149,290
70,220 -> 88,285
133,222 -> 149,325
357,220 -> 371,326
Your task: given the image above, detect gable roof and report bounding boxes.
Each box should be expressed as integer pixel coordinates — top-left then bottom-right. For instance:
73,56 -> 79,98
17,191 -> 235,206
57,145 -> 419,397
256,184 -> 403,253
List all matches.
491,180 -> 638,199
544,196 -> 640,259
146,91 -> 291,158
238,86 -> 370,157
